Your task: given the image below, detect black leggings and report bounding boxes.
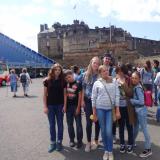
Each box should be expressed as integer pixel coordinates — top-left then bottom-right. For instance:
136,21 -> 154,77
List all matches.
84,97 -> 100,142
118,107 -> 133,145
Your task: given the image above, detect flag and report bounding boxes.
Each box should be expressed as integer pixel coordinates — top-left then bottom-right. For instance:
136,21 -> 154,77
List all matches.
73,4 -> 76,9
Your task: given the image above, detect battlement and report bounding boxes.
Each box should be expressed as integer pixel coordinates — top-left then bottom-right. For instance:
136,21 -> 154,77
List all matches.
38,20 -> 160,67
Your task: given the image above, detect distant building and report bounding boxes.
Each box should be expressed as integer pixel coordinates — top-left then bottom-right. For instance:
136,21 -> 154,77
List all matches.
37,20 -> 160,67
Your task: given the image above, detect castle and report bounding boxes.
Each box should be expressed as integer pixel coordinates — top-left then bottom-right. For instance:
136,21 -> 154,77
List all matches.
38,20 -> 160,67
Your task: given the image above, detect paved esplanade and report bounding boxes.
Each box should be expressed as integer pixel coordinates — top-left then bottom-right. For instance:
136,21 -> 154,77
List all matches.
0,78 -> 159,160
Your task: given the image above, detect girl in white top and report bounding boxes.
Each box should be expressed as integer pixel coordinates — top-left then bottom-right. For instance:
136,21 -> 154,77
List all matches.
92,65 -> 120,160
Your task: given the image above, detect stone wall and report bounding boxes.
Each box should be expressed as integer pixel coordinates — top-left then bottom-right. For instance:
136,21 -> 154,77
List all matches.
60,42 -> 139,68
38,21 -> 160,67
38,30 -> 63,59
135,55 -> 160,65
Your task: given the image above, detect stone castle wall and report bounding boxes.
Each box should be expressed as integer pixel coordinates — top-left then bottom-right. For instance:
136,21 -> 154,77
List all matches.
61,42 -> 139,68
37,20 -> 160,67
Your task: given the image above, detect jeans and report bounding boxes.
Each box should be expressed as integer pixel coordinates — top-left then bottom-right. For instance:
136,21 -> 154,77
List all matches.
154,84 -> 158,103
118,107 -> 133,145
97,109 -> 113,152
66,105 -> 83,142
157,88 -> 160,104
10,82 -> 17,92
84,97 -> 100,142
22,82 -> 29,94
48,104 -> 64,143
134,107 -> 151,149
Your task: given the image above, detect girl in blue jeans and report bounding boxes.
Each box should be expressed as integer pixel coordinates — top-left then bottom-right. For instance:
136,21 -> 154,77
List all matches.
130,71 -> 152,158
92,65 -> 121,160
43,63 -> 65,153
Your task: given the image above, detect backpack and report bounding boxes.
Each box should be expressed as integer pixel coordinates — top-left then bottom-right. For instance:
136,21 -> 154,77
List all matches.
135,86 -> 153,107
144,90 -> 153,107
20,74 -> 27,83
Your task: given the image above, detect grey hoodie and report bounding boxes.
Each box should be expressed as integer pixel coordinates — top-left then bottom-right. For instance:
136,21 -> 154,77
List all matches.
91,78 -> 120,110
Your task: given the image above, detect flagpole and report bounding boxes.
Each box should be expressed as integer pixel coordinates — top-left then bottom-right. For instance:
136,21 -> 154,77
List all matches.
73,4 -> 77,20
124,30 -> 126,41
109,22 -> 112,42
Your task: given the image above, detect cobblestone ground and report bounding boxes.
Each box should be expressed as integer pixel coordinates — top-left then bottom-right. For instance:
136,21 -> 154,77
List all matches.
0,78 -> 160,160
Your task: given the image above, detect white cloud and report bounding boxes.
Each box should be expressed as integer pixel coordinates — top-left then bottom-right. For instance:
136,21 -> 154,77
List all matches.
0,4 -> 47,51
0,0 -> 78,52
32,0 -> 46,3
0,14 -> 38,51
51,0 -> 66,7
1,0 -> 160,53
50,0 -> 78,8
20,5 -> 47,16
49,0 -> 78,24
86,0 -> 160,22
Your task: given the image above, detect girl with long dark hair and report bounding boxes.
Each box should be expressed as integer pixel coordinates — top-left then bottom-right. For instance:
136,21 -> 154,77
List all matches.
43,63 -> 65,152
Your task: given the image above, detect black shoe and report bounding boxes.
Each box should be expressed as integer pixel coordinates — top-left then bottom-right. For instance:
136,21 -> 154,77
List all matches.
154,101 -> 158,106
69,141 -> 75,147
56,142 -> 62,151
48,143 -> 56,153
139,149 -> 152,158
126,145 -> 133,154
120,144 -> 126,153
76,141 -> 83,149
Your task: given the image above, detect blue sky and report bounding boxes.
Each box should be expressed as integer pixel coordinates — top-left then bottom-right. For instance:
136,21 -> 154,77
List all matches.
0,0 -> 160,51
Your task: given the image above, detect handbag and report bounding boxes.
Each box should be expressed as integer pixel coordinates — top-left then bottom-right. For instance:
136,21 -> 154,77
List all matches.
99,79 -> 117,122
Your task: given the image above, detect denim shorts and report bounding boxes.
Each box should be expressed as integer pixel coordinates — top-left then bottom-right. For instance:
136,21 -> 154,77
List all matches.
11,83 -> 17,92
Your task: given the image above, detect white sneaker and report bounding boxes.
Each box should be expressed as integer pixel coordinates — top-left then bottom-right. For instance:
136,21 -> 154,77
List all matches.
103,151 -> 108,160
85,143 -> 91,152
91,141 -> 98,150
108,152 -> 114,160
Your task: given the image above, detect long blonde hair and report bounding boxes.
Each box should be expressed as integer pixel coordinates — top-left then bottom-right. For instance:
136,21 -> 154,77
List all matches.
84,56 -> 100,83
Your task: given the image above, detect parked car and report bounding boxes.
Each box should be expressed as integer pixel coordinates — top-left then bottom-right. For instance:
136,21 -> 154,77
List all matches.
0,76 -> 7,86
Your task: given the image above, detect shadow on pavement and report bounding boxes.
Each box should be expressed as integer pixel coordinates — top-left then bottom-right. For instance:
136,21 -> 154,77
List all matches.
59,141 -> 160,160
12,95 -> 38,98
27,95 -> 38,98
147,118 -> 160,126
147,108 -> 160,126
61,145 -> 103,160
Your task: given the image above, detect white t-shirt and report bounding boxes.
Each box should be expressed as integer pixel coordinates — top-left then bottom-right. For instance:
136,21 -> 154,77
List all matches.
20,72 -> 31,84
154,72 -> 160,86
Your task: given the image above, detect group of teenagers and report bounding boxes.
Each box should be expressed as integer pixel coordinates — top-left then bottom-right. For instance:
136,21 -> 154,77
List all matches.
43,53 -> 157,160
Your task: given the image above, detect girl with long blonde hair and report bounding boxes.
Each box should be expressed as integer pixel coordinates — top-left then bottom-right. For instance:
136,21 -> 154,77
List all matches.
81,56 -> 101,152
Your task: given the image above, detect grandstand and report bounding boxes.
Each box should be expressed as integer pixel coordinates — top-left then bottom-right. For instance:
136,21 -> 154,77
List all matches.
0,32 -> 54,69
